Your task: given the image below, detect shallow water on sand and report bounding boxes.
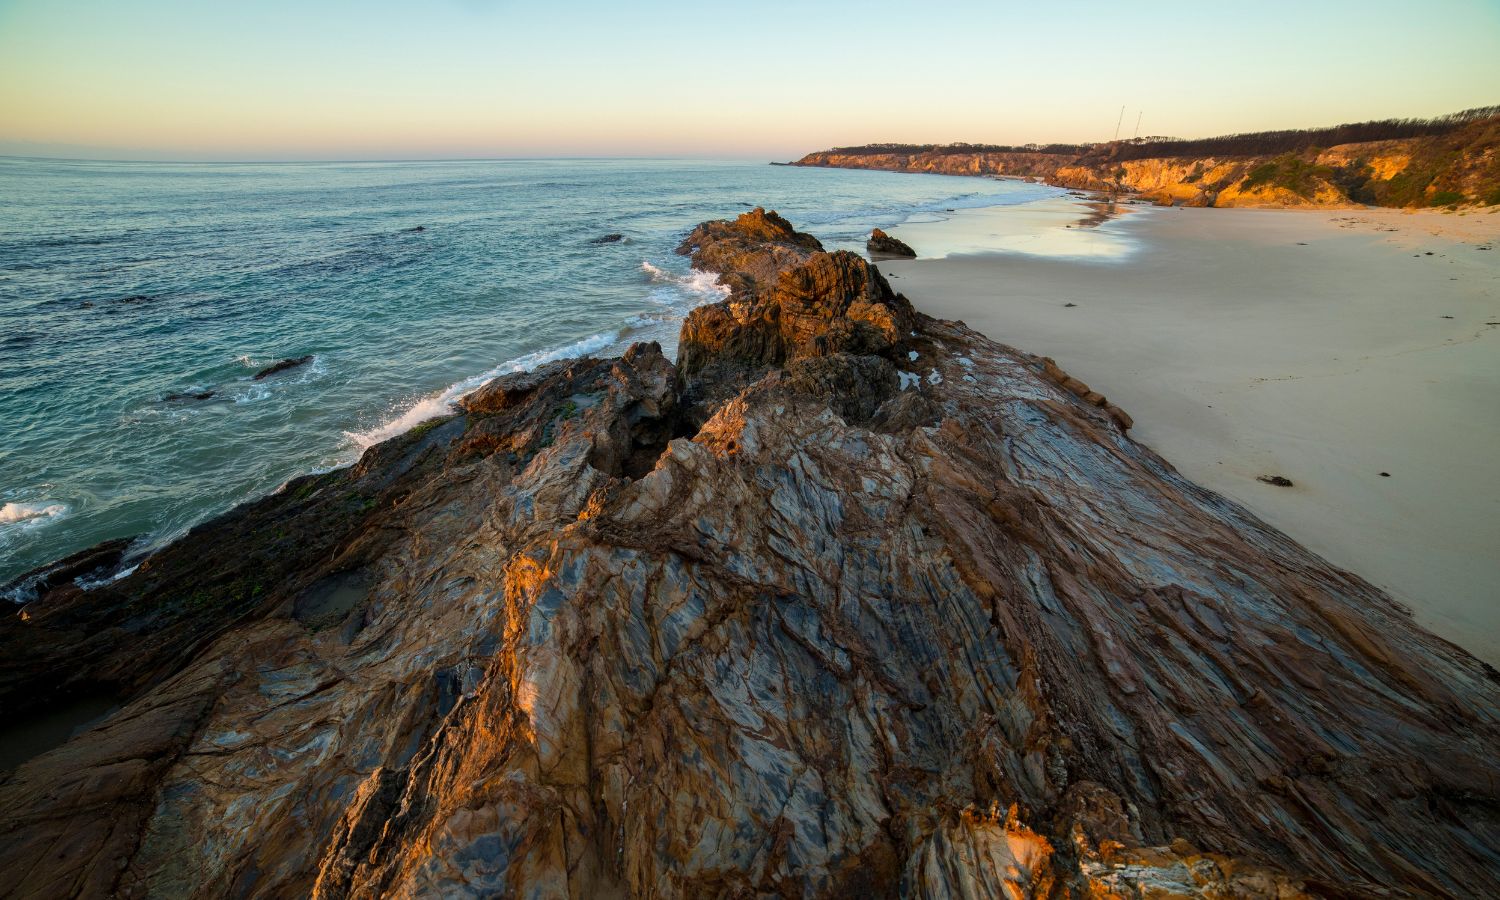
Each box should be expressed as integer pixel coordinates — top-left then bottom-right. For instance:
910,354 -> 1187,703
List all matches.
0,157 -> 1061,585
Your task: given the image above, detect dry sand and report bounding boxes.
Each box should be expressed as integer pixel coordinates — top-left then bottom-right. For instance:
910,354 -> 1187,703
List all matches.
879,199 -> 1500,666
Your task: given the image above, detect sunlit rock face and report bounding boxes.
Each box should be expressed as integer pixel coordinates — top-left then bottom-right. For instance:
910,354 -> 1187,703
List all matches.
794,111 -> 1500,209
2,209 -> 1498,899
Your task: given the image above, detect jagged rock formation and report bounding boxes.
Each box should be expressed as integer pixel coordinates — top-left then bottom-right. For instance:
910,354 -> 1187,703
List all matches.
866,228 -> 916,258
2,208 -> 1499,898
793,112 -> 1500,208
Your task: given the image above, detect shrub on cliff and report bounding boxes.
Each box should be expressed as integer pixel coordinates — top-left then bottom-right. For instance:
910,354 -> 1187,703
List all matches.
1240,153 -> 1336,199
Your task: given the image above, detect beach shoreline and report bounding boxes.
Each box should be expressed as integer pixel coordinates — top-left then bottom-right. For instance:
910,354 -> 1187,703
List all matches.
880,200 -> 1500,665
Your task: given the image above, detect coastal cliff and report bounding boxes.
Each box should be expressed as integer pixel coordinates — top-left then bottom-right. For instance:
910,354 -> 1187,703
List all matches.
793,110 -> 1500,208
3,209 -> 1499,898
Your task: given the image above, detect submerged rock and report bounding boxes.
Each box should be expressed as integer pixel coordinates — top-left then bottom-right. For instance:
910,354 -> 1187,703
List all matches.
590,232 -> 625,244
164,390 -> 215,402
1,209 -> 1498,898
252,354 -> 314,380
866,227 -> 916,258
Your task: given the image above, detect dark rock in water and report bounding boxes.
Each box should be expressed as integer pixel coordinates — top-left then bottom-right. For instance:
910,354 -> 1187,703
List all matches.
1257,474 -> 1294,487
1,207 -> 1498,898
589,233 -> 625,244
115,294 -> 154,305
866,227 -> 916,258
1064,302 -> 1078,308
1,537 -> 135,605
403,225 -> 426,233
164,390 -> 215,402
79,301 -> 95,309
252,355 -> 314,380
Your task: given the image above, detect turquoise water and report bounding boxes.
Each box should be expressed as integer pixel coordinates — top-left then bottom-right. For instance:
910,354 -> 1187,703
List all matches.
0,157 -> 1059,586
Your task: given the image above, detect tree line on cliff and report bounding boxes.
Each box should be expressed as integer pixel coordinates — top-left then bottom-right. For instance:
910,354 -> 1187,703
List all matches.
826,105 -> 1500,162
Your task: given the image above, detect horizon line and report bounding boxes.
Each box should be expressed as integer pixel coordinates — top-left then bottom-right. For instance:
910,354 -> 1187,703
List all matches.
0,152 -> 794,166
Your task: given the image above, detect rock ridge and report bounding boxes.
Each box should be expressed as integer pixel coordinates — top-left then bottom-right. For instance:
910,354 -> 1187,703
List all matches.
1,208 -> 1498,898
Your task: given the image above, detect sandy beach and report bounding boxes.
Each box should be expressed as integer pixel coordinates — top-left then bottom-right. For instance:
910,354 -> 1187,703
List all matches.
881,199 -> 1500,665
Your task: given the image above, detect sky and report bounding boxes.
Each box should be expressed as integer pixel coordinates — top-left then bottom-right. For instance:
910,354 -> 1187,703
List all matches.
1,0 -> 1497,161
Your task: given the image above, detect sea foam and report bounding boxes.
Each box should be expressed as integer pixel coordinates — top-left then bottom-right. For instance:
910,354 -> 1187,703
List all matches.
641,261 -> 727,303
0,501 -> 67,527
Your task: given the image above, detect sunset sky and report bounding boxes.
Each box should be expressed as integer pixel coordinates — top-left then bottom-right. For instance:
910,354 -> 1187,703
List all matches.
2,0 -> 1497,160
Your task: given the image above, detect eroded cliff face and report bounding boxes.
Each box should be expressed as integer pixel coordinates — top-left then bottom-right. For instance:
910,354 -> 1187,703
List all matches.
2,208 -> 1499,899
795,115 -> 1500,209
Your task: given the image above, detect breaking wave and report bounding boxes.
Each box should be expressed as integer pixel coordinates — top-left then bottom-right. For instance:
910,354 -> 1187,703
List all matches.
0,501 -> 67,527
641,261 -> 728,302
344,330 -> 620,449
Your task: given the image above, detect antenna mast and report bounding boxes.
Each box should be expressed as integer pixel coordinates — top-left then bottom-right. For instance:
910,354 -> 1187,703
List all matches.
1133,111 -> 1143,140
1112,105 -> 1125,142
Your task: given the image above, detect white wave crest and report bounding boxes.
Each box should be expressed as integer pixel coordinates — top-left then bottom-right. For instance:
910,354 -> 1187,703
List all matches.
0,501 -> 68,527
641,261 -> 727,300
344,330 -> 620,450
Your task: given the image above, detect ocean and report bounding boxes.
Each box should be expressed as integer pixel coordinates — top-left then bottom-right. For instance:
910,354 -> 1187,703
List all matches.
0,157 -> 1060,587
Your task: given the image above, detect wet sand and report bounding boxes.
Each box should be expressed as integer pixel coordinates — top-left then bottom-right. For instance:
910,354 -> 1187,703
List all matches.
880,201 -> 1500,665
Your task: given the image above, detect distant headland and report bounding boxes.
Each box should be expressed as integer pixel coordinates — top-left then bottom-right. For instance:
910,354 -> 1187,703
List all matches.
791,106 -> 1500,209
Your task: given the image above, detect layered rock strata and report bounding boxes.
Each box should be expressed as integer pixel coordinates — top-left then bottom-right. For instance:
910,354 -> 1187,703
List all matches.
2,208 -> 1498,898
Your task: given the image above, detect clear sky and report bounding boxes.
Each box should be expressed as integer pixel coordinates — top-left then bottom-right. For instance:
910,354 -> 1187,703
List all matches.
1,0 -> 1497,160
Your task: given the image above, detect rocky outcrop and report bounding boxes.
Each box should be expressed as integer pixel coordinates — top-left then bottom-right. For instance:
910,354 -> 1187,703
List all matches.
2,209 -> 1499,898
867,228 -> 916,258
673,207 -> 913,422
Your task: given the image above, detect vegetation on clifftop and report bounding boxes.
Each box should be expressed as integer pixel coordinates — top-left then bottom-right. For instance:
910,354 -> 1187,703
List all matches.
802,106 -> 1500,209
825,106 -> 1499,162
